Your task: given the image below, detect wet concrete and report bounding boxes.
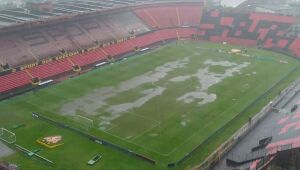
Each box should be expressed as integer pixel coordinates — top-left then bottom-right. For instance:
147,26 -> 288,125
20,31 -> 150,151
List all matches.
213,80 -> 300,170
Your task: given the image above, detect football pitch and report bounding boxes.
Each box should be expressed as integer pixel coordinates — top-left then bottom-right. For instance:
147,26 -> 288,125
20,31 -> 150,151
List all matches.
1,41 -> 300,170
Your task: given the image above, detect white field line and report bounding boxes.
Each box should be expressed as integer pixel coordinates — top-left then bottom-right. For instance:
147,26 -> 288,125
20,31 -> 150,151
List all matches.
131,122 -> 161,142
104,111 -> 165,154
101,109 -> 169,156
164,80 -> 266,156
127,111 -> 161,124
103,123 -> 119,132
24,85 -> 242,157
101,126 -> 167,156
164,101 -> 241,156
27,100 -> 167,156
25,52 -> 277,159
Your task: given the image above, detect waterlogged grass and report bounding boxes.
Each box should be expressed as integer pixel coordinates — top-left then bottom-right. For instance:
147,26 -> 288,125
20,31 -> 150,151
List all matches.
1,41 -> 300,170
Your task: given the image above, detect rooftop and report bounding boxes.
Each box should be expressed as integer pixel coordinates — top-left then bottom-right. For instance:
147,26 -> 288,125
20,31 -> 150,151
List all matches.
0,0 -> 203,29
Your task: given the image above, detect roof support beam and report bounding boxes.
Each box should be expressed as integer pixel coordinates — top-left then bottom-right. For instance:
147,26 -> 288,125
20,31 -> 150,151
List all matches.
2,10 -> 41,19
56,4 -> 95,11
0,14 -> 27,22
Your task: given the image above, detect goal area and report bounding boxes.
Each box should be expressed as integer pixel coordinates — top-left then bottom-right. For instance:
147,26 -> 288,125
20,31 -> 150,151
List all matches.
72,115 -> 94,130
0,128 -> 16,144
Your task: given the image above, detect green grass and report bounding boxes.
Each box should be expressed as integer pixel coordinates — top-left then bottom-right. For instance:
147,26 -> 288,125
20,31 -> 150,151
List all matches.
1,41 -> 300,170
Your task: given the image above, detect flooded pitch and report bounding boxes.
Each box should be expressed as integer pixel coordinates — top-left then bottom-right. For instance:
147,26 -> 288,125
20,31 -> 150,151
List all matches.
0,141 -> 14,158
60,57 -> 250,130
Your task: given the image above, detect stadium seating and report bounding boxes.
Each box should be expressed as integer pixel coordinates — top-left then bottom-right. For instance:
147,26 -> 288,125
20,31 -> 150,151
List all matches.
63,24 -> 94,48
0,71 -> 31,93
0,27 -> 194,93
248,13 -> 295,33
177,28 -> 198,38
0,11 -> 150,68
71,49 -> 107,67
131,32 -> 160,48
0,36 -> 35,67
289,38 -> 300,56
134,5 -> 203,28
22,32 -> 59,61
197,10 -> 296,50
45,26 -> 77,52
28,60 -> 73,79
103,41 -> 135,57
99,12 -> 150,38
2,4 -> 300,95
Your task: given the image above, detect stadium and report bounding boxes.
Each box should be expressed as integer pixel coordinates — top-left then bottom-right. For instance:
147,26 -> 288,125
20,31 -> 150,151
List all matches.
1,0 -> 300,170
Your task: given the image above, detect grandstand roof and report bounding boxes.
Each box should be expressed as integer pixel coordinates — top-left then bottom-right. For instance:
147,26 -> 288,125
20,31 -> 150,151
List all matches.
220,0 -> 247,7
0,0 -> 203,29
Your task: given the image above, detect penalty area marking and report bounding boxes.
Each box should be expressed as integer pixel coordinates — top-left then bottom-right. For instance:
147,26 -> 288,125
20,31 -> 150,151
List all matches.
127,111 -> 160,125
165,100 -> 241,156
130,122 -> 161,142
100,126 -> 167,156
0,128 -> 16,144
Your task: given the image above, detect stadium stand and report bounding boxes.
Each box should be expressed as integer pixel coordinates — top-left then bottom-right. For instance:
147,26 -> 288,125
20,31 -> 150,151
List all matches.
99,12 -> 150,38
2,3 -> 300,97
0,28 -> 186,94
196,10 -> 296,49
103,40 -> 134,57
130,32 -> 161,48
0,71 -> 31,93
28,59 -> 73,79
70,49 -> 107,67
134,5 -> 203,28
289,39 -> 300,56
45,26 -> 76,52
0,36 -> 35,67
0,10 -> 150,67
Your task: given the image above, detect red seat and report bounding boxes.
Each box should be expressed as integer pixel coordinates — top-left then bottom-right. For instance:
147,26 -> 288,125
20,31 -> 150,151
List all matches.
0,71 -> 31,93
134,6 -> 203,28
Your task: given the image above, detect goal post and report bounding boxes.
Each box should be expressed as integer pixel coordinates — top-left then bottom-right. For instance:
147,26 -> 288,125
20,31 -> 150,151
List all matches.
72,115 -> 94,130
0,128 -> 16,144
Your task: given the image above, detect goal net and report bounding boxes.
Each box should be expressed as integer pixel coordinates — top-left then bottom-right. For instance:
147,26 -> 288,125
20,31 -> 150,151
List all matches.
72,115 -> 94,130
0,128 -> 16,144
